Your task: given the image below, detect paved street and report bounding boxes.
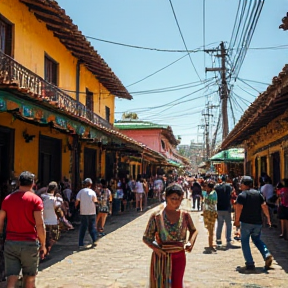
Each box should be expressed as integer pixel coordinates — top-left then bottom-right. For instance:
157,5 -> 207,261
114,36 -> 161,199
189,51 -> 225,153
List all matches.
3,199 -> 288,287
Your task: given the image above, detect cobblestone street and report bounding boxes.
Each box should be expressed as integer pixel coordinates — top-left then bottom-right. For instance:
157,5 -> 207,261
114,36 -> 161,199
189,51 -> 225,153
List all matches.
4,199 -> 288,288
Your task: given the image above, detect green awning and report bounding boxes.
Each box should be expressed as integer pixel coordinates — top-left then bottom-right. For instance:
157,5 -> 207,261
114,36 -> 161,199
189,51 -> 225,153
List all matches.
210,148 -> 244,162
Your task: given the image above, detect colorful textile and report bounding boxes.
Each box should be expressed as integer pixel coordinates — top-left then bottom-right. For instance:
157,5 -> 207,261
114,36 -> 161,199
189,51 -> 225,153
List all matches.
143,209 -> 196,288
45,224 -> 60,254
203,190 -> 217,212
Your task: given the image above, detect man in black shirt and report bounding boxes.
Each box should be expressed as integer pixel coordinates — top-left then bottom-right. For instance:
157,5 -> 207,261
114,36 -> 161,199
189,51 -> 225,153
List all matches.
234,176 -> 273,271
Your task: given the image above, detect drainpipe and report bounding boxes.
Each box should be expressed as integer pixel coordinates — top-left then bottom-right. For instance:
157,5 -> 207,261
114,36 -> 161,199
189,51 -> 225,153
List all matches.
76,60 -> 81,104
72,60 -> 81,191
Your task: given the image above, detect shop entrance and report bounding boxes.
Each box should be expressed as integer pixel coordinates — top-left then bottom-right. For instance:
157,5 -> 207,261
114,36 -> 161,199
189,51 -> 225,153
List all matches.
38,135 -> 61,186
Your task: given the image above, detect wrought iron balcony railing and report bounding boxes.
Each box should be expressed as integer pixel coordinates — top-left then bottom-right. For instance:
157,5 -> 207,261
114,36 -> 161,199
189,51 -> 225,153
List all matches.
0,50 -> 113,129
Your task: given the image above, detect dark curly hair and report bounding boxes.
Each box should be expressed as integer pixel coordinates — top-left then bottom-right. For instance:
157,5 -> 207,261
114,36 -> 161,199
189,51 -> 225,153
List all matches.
165,183 -> 184,198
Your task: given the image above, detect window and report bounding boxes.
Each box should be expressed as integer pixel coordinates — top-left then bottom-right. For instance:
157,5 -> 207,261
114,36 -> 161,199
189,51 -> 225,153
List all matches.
44,55 -> 58,85
161,140 -> 166,150
86,88 -> 94,112
0,16 -> 13,56
105,106 -> 110,122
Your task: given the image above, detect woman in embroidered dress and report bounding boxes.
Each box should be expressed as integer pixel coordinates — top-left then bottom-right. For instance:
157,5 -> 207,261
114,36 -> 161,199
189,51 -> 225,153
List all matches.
202,180 -> 218,252
143,183 -> 198,288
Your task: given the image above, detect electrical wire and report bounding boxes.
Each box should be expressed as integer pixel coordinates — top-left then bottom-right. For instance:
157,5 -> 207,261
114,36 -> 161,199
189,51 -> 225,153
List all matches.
126,53 -> 189,87
237,78 -> 261,94
168,0 -> 202,81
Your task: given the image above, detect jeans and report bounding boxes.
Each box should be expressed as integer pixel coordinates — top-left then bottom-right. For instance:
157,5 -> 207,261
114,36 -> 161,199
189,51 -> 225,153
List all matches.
216,210 -> 232,244
192,195 -> 201,210
240,222 -> 271,266
79,214 -> 97,246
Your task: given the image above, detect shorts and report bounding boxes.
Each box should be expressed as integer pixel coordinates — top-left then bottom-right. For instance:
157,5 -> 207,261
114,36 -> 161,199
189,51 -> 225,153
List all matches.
4,240 -> 40,277
136,193 -> 143,201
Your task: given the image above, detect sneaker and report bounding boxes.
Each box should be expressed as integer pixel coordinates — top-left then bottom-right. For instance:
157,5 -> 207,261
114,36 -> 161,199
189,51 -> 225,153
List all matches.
236,265 -> 255,273
79,246 -> 85,250
91,242 -> 97,248
265,255 -> 273,269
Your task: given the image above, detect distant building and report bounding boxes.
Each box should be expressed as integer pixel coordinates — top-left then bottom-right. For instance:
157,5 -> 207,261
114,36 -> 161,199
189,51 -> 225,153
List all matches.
114,120 -> 189,175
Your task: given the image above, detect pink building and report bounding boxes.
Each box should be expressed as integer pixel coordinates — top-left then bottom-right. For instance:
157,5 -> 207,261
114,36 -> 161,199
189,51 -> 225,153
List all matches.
114,120 -> 187,166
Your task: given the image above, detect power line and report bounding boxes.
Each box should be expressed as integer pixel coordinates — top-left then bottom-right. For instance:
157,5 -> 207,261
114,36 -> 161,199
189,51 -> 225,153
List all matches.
168,0 -> 202,81
237,78 -> 261,94
126,53 -> 189,87
85,35 -> 288,53
130,78 -> 214,95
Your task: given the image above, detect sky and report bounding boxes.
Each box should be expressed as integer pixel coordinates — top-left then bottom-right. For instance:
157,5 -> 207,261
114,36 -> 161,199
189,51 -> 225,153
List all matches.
56,0 -> 288,146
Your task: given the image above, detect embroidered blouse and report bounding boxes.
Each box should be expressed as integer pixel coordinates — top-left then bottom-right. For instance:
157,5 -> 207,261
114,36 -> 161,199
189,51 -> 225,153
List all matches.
143,209 -> 195,244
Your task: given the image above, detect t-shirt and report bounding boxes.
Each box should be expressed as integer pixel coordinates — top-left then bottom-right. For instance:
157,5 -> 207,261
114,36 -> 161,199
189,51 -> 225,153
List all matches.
1,190 -> 43,241
260,184 -> 274,201
41,193 -> 58,225
215,183 -> 232,211
136,182 -> 144,193
236,189 -> 264,224
154,179 -> 165,193
62,188 -> 72,202
76,188 -> 97,215
278,187 -> 288,207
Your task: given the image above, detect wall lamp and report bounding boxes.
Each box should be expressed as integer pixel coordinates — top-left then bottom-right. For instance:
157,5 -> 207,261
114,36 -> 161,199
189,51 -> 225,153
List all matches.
23,130 -> 36,143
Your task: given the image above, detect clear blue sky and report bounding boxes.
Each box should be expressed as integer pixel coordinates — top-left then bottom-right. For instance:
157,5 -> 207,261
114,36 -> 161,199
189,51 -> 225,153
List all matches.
56,0 -> 288,145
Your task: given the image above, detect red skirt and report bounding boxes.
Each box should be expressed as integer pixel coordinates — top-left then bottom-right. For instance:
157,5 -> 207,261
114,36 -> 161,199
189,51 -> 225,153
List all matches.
171,250 -> 186,288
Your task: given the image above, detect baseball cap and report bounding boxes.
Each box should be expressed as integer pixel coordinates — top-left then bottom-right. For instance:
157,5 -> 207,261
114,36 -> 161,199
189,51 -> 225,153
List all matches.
83,178 -> 93,185
19,171 -> 35,186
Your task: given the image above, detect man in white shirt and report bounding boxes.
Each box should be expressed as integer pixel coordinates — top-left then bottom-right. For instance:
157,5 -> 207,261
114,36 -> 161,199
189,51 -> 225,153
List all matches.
75,178 -> 98,249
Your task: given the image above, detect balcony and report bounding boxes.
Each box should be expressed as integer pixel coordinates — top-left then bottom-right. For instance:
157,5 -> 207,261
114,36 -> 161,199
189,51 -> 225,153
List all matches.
0,50 -> 113,129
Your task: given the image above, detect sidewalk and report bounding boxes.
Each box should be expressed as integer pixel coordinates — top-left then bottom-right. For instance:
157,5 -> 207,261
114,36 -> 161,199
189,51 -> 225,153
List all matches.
1,198 -> 288,287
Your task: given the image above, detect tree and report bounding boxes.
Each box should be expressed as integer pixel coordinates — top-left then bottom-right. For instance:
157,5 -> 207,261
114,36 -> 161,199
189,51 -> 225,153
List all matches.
121,112 -> 139,120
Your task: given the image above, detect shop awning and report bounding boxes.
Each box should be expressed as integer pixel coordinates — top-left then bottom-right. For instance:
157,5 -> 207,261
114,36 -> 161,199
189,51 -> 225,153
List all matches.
210,148 -> 244,162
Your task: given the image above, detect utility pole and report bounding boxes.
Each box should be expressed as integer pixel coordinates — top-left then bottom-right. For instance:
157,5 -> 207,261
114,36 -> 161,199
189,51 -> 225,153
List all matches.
202,102 -> 218,160
205,41 -> 229,140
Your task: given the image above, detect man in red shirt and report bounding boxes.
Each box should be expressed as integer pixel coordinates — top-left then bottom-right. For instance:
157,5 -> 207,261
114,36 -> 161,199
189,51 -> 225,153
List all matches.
0,171 -> 46,288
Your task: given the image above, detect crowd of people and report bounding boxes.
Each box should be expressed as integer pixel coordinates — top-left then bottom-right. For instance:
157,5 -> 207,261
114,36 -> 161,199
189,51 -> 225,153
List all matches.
0,169 -> 287,287
142,171 -> 288,288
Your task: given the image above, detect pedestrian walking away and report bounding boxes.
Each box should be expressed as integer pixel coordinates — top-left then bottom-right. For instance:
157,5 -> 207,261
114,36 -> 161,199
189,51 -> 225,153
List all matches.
202,180 -> 218,253
0,171 -> 46,288
75,178 -> 98,249
215,175 -> 233,248
191,180 -> 202,210
41,181 -> 61,258
143,182 -> 198,288
234,176 -> 273,271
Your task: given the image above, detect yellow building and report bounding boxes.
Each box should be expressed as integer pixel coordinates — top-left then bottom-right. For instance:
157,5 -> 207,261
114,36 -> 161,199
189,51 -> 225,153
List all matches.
0,0 -> 166,201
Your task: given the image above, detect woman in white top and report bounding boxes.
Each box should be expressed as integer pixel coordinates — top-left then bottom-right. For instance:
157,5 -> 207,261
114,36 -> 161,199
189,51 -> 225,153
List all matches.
41,181 -> 60,256
135,175 -> 144,212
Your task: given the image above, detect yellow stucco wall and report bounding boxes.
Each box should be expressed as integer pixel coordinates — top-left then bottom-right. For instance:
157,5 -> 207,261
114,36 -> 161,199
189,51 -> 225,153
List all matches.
0,112 -> 71,180
0,0 -> 115,121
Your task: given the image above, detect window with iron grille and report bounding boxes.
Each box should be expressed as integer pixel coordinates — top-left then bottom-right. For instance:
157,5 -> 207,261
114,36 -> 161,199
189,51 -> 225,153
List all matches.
0,16 -> 13,56
86,88 -> 94,112
44,55 -> 58,86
